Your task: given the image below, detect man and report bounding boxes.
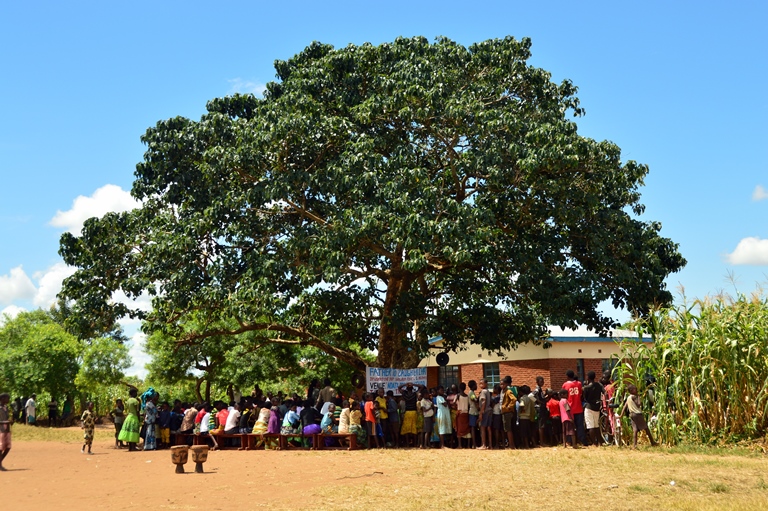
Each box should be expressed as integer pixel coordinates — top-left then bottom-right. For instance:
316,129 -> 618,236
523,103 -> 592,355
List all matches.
562,370 -> 586,446
48,398 -> 58,428
499,378 -> 517,449
477,379 -> 493,449
582,371 -> 604,447
397,382 -> 425,447
25,394 -> 37,426
315,378 -> 335,409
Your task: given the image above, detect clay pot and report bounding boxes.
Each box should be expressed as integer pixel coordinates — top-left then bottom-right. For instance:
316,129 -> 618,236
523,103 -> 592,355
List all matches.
190,445 -> 209,473
171,445 -> 189,474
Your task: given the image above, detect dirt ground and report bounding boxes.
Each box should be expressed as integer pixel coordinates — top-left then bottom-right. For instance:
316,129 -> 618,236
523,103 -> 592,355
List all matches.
4,426 -> 768,511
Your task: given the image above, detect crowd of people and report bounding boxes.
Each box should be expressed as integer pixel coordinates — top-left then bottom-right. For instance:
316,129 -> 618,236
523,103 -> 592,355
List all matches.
98,370 -> 655,453
0,368 -> 656,468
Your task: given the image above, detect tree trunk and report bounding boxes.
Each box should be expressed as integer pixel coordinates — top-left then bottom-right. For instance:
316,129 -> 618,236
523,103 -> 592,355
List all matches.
376,261 -> 420,368
195,377 -> 204,403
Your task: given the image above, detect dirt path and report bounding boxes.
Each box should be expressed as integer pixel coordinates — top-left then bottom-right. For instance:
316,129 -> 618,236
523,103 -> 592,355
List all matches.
3,431 -> 768,511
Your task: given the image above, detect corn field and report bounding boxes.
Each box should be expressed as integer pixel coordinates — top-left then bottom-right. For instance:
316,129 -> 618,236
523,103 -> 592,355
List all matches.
615,293 -> 768,445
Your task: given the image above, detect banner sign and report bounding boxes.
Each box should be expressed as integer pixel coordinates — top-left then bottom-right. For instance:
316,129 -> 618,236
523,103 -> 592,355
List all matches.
366,367 -> 427,395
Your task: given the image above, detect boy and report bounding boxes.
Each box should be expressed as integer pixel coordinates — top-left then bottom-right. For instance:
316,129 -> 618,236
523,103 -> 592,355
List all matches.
546,390 -> 561,445
364,393 -> 380,448
157,401 -> 172,448
0,393 -> 12,470
558,389 -> 576,448
376,388 -> 389,445
621,384 -> 657,449
386,391 -> 400,448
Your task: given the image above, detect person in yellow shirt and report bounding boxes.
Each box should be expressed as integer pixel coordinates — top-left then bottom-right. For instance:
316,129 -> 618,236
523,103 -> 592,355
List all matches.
500,378 -> 517,449
376,388 -> 389,446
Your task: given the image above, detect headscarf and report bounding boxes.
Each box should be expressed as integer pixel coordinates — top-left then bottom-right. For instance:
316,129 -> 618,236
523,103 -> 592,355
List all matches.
140,387 -> 158,412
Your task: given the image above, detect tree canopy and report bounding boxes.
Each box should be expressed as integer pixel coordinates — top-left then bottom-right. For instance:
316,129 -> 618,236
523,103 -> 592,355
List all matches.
0,309 -> 130,399
59,36 -> 685,371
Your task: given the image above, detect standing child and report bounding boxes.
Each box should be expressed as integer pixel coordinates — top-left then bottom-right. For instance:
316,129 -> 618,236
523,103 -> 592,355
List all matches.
386,391 -> 401,448
110,399 -> 125,448
80,402 -> 95,454
157,402 -> 172,448
546,390 -> 561,446
0,393 -> 12,471
435,386 -> 452,449
420,391 -> 434,448
491,384 -> 503,449
621,384 -> 657,449
364,393 -> 380,448
558,389 -> 576,448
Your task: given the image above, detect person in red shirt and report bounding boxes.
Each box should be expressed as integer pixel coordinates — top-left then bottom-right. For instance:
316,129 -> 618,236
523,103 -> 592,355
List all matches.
546,390 -> 561,445
364,393 -> 380,449
562,370 -> 586,446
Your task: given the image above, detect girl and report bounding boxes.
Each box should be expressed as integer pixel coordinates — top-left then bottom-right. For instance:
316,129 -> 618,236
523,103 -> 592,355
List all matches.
348,399 -> 366,448
435,386 -> 452,448
420,390 -> 434,448
455,383 -> 471,448
110,399 -> 125,448
118,388 -> 141,451
559,389 -> 576,448
491,384 -> 503,449
80,402 -> 95,454
364,393 -> 380,448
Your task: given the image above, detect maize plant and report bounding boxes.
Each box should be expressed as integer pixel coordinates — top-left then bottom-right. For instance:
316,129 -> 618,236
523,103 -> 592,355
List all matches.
615,293 -> 768,445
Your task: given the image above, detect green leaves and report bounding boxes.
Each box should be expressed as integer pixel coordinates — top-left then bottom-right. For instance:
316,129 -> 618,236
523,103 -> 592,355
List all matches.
60,36 -> 684,369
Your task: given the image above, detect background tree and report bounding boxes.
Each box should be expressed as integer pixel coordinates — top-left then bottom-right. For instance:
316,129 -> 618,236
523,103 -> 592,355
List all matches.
60,36 -> 685,370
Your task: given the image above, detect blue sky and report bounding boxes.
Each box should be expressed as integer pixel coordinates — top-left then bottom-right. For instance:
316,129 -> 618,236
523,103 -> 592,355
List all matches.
1,1 -> 766,375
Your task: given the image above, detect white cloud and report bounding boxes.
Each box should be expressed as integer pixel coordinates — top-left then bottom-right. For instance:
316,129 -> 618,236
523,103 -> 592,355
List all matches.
32,262 -> 77,308
726,237 -> 768,265
126,331 -> 150,379
0,266 -> 37,305
753,185 -> 768,201
227,78 -> 267,96
112,290 -> 154,326
0,304 -> 27,325
50,184 -> 141,235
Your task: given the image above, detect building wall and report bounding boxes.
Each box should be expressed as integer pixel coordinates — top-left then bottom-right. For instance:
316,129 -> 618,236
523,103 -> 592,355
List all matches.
498,359 -> 551,389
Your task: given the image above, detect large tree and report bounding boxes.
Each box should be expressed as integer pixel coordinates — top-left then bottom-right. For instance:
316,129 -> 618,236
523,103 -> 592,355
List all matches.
59,36 -> 684,371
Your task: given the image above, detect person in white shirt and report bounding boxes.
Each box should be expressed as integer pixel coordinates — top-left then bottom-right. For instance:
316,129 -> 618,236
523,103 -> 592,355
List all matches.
25,395 -> 37,425
198,404 -> 218,450
224,403 -> 241,434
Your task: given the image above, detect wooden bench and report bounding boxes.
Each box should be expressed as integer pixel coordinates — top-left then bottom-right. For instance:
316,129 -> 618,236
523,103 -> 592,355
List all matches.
171,433 -> 203,446
210,432 -> 246,450
244,433 -> 282,450
281,433 -> 318,450
315,433 -> 358,451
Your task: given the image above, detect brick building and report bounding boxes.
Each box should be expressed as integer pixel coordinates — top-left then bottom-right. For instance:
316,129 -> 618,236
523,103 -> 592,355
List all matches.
419,326 -> 646,391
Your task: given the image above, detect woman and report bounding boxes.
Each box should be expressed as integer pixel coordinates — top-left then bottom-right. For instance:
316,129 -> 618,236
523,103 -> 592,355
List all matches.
143,393 -> 158,451
435,386 -> 452,448
118,388 -> 141,451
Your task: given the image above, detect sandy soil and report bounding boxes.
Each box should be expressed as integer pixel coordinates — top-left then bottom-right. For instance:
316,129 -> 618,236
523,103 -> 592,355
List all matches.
3,427 -> 768,511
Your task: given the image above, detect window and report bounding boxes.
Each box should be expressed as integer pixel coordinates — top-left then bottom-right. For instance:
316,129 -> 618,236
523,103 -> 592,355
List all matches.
602,358 -> 618,377
483,362 -> 500,388
576,359 -> 585,382
438,365 -> 459,389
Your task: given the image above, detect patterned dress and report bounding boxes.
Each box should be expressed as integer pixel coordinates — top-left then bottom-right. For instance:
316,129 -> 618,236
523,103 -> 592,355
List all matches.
81,409 -> 95,446
143,401 -> 157,451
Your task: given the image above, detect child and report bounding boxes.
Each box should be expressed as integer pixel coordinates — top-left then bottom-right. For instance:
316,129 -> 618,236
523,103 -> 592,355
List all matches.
386,391 -> 400,448
435,386 -> 452,449
558,389 -> 576,448
364,393 -> 380,448
157,402 -> 172,448
376,389 -> 389,446
491,384 -> 503,449
199,403 -> 219,450
517,385 -> 535,449
621,384 -> 657,449
0,393 -> 12,471
546,390 -> 561,446
110,399 -> 125,448
420,390 -> 434,448
80,401 -> 96,454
